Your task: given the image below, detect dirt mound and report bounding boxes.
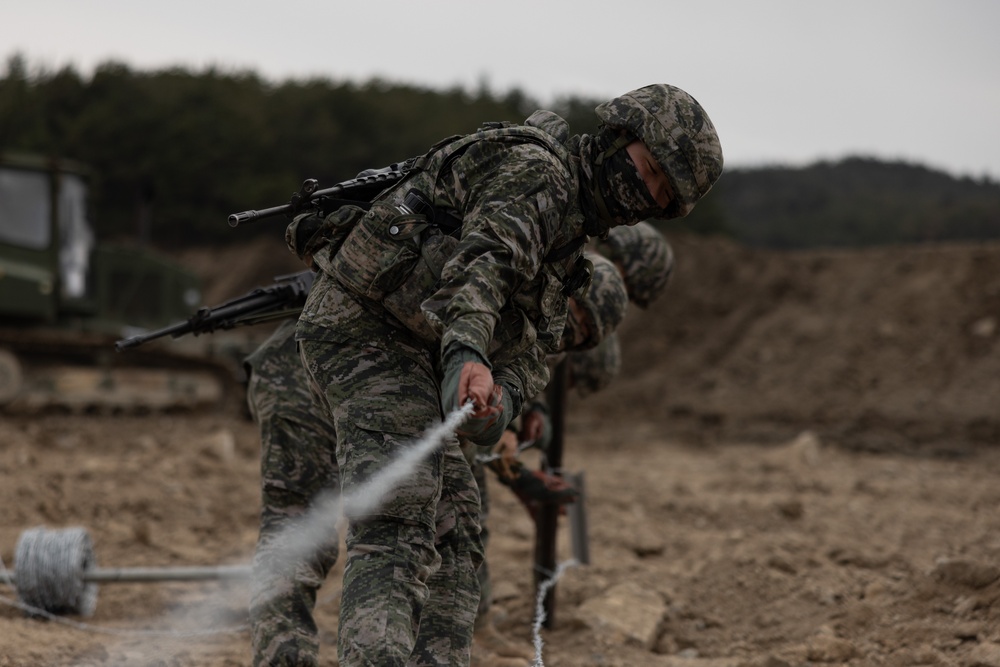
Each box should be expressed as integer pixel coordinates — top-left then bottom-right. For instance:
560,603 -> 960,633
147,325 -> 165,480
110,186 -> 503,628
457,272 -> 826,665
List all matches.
177,235 -> 304,307
183,232 -> 1000,454
589,234 -> 1000,453
2,414 -> 999,666
180,231 -> 1000,456
2,235 -> 998,666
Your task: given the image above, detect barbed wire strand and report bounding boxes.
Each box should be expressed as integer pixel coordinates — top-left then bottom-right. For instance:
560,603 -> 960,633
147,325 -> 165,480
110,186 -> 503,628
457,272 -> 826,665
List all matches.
0,403 -> 475,643
530,558 -> 578,667
0,403 -> 582,667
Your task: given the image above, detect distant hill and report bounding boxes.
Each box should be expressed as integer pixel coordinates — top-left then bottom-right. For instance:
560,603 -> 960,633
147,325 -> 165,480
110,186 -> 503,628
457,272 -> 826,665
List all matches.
675,157 -> 1000,249
593,232 -> 1000,452
4,57 -> 998,250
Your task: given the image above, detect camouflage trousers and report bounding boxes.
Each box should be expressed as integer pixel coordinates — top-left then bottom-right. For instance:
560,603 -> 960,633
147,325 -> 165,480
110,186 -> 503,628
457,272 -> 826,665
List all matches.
246,320 -> 341,667
299,335 -> 484,667
459,442 -> 493,625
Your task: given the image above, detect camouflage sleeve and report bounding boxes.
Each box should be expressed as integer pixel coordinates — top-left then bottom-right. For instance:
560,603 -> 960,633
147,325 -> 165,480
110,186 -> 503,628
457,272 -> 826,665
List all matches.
423,144 -> 572,379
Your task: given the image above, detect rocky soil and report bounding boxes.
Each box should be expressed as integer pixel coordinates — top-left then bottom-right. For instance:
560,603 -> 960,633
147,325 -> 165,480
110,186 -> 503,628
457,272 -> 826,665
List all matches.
1,233 -> 998,666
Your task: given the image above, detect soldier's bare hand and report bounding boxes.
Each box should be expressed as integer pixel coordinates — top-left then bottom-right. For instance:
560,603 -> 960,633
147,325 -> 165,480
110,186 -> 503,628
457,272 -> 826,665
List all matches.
520,409 -> 546,442
459,361 -> 496,415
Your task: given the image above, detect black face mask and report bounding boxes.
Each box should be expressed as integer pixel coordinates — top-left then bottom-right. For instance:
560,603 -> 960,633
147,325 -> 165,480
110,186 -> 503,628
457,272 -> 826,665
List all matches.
592,136 -> 661,228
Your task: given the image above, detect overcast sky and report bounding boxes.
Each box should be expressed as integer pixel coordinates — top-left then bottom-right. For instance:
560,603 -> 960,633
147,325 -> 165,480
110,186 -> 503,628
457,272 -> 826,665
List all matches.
3,0 -> 999,180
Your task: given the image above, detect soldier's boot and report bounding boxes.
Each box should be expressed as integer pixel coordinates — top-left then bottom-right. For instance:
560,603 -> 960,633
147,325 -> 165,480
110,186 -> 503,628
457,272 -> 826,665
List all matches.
473,610 -> 534,661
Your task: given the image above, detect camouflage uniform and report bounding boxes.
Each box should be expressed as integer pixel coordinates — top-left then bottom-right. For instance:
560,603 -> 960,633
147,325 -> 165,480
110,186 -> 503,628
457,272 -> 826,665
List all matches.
474,251 -> 628,626
559,221 -> 674,399
568,332 -> 621,398
517,222 -> 672,455
297,112 -> 592,667
293,84 -> 723,667
245,318 -> 340,667
600,221 -> 675,309
561,221 -> 673,398
465,251 -> 625,626
561,253 -> 630,352
457,438 -> 494,623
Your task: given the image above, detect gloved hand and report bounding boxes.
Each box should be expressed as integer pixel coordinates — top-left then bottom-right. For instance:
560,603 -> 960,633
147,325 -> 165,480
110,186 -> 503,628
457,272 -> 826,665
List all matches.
489,429 -> 520,481
440,345 -> 514,447
458,383 -> 513,447
519,402 -> 553,452
285,211 -> 324,260
285,204 -> 366,264
440,345 -> 494,412
504,468 -> 579,522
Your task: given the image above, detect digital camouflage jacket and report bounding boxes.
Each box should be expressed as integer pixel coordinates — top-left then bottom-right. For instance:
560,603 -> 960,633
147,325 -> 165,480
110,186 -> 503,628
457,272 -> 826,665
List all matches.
297,110 -> 592,403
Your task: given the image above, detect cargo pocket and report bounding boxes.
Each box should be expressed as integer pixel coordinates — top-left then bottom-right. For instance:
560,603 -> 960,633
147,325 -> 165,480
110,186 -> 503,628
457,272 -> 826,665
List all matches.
304,205 -> 369,275
383,229 -> 459,343
535,270 -> 569,353
329,200 -> 425,301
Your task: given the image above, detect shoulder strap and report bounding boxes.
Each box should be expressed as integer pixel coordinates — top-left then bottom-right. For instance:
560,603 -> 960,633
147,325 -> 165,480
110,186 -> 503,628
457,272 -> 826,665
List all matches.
543,236 -> 586,263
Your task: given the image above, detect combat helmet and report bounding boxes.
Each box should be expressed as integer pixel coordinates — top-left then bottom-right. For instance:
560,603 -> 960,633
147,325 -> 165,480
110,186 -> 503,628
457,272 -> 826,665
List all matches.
595,84 -> 723,218
564,252 -> 630,351
603,221 -> 675,309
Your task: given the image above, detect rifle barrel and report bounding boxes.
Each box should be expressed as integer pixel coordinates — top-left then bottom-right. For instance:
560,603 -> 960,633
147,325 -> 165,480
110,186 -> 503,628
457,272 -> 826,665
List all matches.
227,182 -> 350,228
115,281 -> 309,352
228,204 -> 291,228
226,166 -> 409,228
115,321 -> 194,352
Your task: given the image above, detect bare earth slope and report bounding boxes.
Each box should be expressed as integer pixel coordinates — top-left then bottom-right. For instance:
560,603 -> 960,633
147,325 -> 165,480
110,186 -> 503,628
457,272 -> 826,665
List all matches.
0,234 -> 998,666
602,234 -> 1000,453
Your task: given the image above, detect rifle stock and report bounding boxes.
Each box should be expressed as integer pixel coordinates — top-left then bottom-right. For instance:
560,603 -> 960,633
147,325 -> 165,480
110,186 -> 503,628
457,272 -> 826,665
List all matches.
227,162 -> 412,227
115,271 -> 315,352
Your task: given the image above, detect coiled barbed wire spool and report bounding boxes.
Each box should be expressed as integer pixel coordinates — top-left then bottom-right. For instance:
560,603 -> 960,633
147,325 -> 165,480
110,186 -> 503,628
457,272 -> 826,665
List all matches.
14,526 -> 99,617
3,526 -> 251,617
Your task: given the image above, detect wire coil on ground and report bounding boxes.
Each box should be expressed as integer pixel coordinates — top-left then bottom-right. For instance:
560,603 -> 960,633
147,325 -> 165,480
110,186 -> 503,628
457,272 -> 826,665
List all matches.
14,526 -> 99,617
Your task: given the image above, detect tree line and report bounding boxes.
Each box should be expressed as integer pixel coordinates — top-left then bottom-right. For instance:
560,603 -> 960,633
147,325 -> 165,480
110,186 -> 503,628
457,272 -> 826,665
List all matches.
677,157 -> 1000,248
3,54 -> 998,250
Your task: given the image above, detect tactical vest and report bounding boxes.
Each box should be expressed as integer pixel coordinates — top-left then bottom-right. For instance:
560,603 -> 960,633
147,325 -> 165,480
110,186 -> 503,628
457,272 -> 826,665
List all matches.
312,119 -> 590,361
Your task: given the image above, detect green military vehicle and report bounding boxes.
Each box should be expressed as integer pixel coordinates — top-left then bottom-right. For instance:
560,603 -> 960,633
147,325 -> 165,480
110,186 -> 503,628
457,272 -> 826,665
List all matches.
0,152 -> 237,412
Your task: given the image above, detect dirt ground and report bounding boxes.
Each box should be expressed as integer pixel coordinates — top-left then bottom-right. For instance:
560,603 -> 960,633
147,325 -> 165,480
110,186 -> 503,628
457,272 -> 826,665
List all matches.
1,233 -> 999,667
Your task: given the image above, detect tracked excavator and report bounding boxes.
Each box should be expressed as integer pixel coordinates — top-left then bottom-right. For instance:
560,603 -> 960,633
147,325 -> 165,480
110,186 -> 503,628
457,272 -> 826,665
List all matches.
0,152 -> 241,413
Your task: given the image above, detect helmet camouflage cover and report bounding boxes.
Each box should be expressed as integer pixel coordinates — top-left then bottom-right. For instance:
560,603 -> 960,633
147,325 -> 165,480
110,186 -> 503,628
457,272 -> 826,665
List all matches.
595,83 -> 723,218
603,221 -> 675,309
564,252 -> 629,350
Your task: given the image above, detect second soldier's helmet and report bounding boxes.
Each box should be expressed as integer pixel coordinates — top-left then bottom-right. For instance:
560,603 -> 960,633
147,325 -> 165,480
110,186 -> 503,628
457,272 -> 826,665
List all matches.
595,84 -> 723,219
603,221 -> 675,309
565,252 -> 630,351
